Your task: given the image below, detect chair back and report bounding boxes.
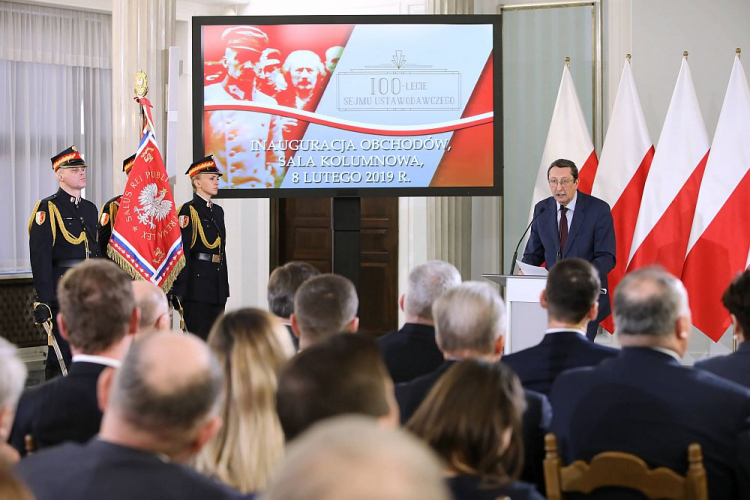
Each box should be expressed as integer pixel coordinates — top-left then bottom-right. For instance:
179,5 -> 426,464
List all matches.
543,433 -> 708,500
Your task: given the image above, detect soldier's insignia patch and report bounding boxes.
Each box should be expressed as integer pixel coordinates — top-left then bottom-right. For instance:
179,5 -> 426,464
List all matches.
35,211 -> 46,225
179,215 -> 189,228
99,213 -> 110,226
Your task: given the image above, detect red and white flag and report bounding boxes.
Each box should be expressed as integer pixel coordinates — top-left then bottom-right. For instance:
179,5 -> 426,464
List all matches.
627,56 -> 709,277
682,54 -> 750,341
591,58 -> 654,333
528,63 -> 598,223
107,98 -> 185,292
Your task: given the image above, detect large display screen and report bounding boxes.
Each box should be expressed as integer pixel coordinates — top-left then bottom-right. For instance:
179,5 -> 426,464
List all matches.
192,15 -> 501,198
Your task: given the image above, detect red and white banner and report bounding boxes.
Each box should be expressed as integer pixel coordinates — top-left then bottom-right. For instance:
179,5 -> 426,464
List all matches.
682,54 -> 750,341
627,56 -> 709,277
528,64 -> 598,224
591,58 -> 654,333
107,98 -> 185,292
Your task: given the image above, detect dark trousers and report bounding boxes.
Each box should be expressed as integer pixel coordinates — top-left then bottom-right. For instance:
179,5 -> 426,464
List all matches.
45,306 -> 71,379
183,300 -> 225,341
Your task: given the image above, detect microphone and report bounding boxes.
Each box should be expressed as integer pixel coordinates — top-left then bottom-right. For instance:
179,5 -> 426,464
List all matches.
510,207 -> 546,275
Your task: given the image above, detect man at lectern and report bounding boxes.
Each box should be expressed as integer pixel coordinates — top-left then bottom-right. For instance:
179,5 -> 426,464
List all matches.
522,158 -> 615,341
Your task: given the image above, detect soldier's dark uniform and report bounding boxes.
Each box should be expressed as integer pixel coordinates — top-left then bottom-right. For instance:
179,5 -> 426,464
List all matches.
29,146 -> 102,375
172,156 -> 229,340
97,154 -> 135,257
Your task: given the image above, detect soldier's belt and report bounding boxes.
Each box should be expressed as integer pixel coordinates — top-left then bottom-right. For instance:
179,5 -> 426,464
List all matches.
192,252 -> 222,264
52,259 -> 86,268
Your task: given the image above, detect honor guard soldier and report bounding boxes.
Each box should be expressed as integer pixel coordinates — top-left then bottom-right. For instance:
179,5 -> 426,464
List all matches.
172,156 -> 229,340
29,146 -> 102,376
97,154 -> 135,257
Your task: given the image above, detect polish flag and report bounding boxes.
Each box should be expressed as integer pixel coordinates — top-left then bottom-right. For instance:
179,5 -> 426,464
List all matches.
528,63 -> 598,224
591,58 -> 654,333
627,56 -> 709,277
682,54 -> 750,342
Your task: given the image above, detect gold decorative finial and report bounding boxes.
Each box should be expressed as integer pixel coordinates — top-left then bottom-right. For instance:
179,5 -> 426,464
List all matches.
565,56 -> 570,67
626,54 -> 632,62
737,48 -> 742,56
683,51 -> 689,58
134,70 -> 148,98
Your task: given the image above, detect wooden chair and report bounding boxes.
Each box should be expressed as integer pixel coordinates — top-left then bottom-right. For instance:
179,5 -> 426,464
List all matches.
543,434 -> 708,500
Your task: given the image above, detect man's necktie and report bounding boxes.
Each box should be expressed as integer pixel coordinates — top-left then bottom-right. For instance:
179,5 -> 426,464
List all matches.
559,205 -> 569,257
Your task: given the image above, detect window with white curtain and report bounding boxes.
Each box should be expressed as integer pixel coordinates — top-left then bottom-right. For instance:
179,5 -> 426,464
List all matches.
0,1 -> 112,272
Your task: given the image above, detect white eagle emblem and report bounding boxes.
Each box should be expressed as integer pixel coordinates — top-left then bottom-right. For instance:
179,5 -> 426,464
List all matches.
134,183 -> 172,229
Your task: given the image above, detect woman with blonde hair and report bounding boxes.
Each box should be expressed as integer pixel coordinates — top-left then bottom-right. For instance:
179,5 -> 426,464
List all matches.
194,308 -> 295,494
406,359 -> 544,500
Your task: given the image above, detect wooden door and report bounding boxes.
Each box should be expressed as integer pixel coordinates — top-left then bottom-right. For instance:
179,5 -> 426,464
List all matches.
272,197 -> 399,335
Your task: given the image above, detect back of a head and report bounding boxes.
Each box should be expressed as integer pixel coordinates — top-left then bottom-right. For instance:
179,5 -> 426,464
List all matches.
405,260 -> 462,321
293,274 -> 358,345
262,416 -> 451,500
132,280 -> 169,332
432,281 -> 505,355
267,261 -> 320,319
614,267 -> 688,337
57,259 -> 135,353
546,258 -> 600,323
406,359 -> 526,484
108,331 -> 223,444
0,337 -> 27,418
723,270 -> 750,335
276,334 -> 390,442
196,308 -> 294,492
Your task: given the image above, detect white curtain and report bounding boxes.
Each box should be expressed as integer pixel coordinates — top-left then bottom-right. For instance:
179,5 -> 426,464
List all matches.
0,1 -> 112,272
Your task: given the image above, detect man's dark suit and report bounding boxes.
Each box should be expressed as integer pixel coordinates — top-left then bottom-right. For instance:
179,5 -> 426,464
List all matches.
9,361 -> 107,456
523,192 -> 616,340
377,323 -> 444,383
503,330 -> 619,396
695,342 -> 750,389
15,439 -> 242,500
550,347 -> 750,499
395,360 -> 552,491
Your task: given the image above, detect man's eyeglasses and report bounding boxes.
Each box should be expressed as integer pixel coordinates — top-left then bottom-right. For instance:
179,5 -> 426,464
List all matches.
548,178 -> 575,186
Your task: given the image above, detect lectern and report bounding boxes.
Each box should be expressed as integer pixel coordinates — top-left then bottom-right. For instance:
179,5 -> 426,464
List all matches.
482,274 -> 547,354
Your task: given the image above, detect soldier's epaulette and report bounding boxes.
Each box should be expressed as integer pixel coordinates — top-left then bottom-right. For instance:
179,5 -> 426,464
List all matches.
42,192 -> 58,203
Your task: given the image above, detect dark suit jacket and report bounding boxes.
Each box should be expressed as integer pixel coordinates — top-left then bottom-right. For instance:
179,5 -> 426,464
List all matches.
550,347 -> 750,500
522,192 -> 616,318
395,360 -> 552,491
503,330 -> 619,396
10,361 -> 107,455
448,474 -> 545,500
15,439 -> 242,500
695,342 -> 750,389
377,323 -> 444,383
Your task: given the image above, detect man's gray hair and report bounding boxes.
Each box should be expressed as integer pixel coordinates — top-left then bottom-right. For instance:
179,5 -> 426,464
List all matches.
294,274 -> 358,344
405,260 -> 462,320
614,266 -> 689,337
433,281 -> 505,354
0,337 -> 27,411
262,416 -> 451,500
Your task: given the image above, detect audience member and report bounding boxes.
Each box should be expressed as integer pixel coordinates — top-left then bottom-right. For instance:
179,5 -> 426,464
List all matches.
10,260 -> 138,455
276,334 -> 398,442
194,308 -> 294,493
0,338 -> 27,466
377,260 -> 461,383
16,331 -> 241,500
291,274 -> 358,349
394,281 -> 551,491
695,270 -> 750,388
407,359 -> 544,500
550,266 -> 750,499
132,280 -> 170,336
504,258 -> 618,396
267,261 -> 320,350
262,416 -> 451,500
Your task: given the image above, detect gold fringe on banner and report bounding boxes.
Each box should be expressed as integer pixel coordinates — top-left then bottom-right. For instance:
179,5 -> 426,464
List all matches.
106,244 -> 186,294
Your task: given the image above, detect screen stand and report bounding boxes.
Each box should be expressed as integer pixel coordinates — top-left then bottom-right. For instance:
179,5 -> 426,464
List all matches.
332,197 -> 361,290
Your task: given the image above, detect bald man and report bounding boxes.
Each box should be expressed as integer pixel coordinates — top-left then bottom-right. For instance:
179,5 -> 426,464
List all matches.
132,281 -> 170,336
16,331 -> 240,500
